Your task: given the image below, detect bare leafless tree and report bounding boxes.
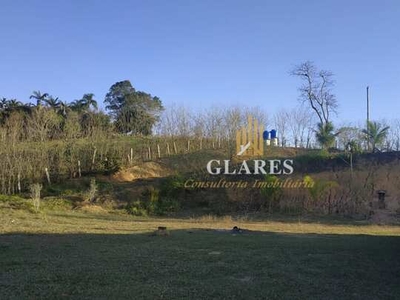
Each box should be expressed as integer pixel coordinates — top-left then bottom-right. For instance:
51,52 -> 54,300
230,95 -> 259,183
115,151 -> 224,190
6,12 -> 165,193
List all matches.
27,107 -> 60,142
286,106 -> 314,147
291,61 -> 338,125
336,123 -> 362,150
274,109 -> 289,147
388,119 -> 400,151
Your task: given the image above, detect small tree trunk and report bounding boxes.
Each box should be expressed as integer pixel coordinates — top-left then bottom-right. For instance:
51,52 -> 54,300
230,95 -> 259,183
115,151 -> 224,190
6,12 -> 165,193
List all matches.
92,148 -> 97,169
78,160 -> 81,177
148,146 -> 152,160
45,168 -> 51,185
17,173 -> 21,193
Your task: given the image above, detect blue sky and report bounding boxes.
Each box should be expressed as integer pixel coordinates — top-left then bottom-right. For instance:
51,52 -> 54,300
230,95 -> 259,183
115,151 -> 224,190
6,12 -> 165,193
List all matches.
0,0 -> 399,123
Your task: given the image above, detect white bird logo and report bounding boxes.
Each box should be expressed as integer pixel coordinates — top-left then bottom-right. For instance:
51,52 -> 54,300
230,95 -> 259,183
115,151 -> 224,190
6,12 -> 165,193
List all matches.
237,142 -> 251,156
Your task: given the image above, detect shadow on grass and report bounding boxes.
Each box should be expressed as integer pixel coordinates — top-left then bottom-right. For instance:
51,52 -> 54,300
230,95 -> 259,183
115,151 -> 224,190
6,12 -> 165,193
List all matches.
1,230 -> 400,300
47,210 -> 400,227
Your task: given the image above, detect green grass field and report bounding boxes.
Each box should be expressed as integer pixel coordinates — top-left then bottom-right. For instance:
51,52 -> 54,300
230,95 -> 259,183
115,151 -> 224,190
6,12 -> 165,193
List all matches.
1,208 -> 400,300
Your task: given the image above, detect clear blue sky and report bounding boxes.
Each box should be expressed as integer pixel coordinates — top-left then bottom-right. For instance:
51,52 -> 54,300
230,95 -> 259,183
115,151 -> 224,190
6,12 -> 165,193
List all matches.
1,0 -> 399,123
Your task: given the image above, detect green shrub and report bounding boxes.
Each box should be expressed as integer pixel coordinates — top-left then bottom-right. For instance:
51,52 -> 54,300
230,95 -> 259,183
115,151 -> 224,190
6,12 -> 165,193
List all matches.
303,175 -> 338,202
85,178 -> 97,202
159,175 -> 185,198
101,153 -> 122,175
29,183 -> 42,212
41,197 -> 73,211
126,184 -> 182,216
0,194 -> 34,211
260,175 -> 283,213
126,200 -> 148,216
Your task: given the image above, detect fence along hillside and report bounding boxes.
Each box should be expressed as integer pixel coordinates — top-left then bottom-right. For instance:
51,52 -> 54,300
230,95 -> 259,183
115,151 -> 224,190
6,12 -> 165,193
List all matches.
0,136 -> 229,195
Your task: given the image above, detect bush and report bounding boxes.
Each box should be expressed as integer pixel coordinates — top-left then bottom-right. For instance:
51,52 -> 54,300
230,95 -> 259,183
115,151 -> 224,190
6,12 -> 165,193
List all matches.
0,194 -> 34,211
159,175 -> 185,198
41,197 -> 73,211
260,175 -> 283,213
126,184 -> 182,216
305,176 -> 338,202
85,178 -> 97,202
126,200 -> 148,216
29,183 -> 42,212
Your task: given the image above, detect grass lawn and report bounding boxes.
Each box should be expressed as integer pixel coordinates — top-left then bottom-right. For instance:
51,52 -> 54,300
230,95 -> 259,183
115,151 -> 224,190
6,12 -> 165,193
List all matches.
1,209 -> 400,299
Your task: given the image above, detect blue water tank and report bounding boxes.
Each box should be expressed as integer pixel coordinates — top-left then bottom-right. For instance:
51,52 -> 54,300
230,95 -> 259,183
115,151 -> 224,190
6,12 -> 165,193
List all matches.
263,130 -> 269,140
270,129 -> 277,139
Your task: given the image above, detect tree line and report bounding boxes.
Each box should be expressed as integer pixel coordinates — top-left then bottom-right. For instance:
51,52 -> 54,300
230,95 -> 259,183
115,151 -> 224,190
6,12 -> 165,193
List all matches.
0,64 -> 399,195
0,80 -> 163,143
1,64 -> 396,152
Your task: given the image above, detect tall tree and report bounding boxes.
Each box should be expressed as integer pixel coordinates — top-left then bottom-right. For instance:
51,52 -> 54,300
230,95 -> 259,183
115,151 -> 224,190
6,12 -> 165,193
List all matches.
44,96 -> 60,109
79,93 -> 98,111
29,91 -> 49,106
0,98 -> 7,110
57,101 -> 70,117
362,121 -> 390,152
69,100 -> 84,112
291,61 -> 338,125
274,109 -> 289,147
6,99 -> 23,109
104,80 -> 163,135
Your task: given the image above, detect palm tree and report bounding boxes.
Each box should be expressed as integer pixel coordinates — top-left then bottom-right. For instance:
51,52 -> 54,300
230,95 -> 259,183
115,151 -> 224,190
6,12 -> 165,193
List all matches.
315,122 -> 337,149
7,99 -> 23,109
57,101 -> 70,117
79,93 -> 98,111
362,121 -> 390,152
70,100 -> 85,112
44,96 -> 60,109
0,97 -> 7,110
29,91 -> 49,106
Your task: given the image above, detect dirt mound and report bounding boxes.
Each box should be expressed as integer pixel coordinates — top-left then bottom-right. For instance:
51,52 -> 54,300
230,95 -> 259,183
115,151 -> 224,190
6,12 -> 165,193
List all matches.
112,162 -> 173,182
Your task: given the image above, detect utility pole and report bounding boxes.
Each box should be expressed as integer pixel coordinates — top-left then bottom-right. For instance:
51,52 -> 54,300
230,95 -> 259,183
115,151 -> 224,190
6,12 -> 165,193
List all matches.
367,86 -> 370,151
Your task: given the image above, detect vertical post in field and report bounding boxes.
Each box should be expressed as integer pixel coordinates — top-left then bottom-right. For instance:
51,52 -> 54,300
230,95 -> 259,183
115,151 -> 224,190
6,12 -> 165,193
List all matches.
45,168 -> 51,185
78,160 -> 81,177
367,86 -> 370,151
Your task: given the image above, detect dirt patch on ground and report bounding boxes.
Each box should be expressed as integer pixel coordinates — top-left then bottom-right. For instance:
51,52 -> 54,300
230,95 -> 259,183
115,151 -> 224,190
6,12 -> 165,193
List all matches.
112,162 -> 173,182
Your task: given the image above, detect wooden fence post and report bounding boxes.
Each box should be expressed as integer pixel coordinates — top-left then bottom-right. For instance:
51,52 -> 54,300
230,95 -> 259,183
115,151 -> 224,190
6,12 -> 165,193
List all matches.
148,146 -> 152,160
17,173 -> 21,193
92,148 -> 97,169
45,168 -> 51,185
78,160 -> 81,177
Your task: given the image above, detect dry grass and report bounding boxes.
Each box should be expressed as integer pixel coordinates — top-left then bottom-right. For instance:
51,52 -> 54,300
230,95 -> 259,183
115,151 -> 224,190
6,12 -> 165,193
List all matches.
1,208 -> 400,236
